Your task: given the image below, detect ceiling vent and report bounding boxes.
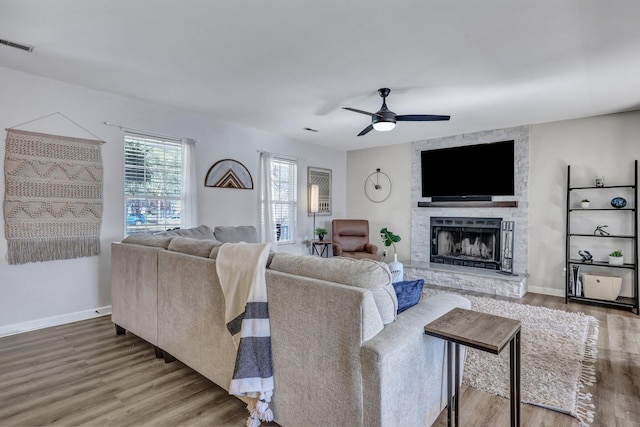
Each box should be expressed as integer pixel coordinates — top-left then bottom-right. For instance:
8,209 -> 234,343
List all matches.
0,38 -> 35,52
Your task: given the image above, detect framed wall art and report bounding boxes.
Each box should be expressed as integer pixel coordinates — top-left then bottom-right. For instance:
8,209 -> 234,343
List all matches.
308,166 -> 332,215
205,159 -> 253,189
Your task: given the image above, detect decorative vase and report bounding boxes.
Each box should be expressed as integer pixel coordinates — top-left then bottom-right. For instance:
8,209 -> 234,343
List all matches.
611,197 -> 627,208
581,201 -> 590,208
318,234 -> 324,241
388,253 -> 404,283
609,256 -> 624,266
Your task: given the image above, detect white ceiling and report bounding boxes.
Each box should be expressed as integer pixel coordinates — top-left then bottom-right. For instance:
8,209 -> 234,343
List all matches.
1,0 -> 640,151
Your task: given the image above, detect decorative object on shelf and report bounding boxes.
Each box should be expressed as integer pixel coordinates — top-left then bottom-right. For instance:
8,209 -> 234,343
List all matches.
205,159 -> 253,189
308,167 -> 332,215
595,176 -> 605,187
608,250 -> 624,266
315,227 -> 327,241
581,199 -> 590,208
610,197 -> 627,208
571,265 -> 582,296
583,273 -> 622,301
593,225 -> 610,236
380,227 -> 402,282
578,250 -> 593,263
365,168 -> 392,203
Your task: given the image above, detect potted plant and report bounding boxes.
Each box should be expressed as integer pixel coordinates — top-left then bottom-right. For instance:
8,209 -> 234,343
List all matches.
315,227 -> 327,241
380,227 -> 403,282
609,250 -> 624,265
581,199 -> 590,208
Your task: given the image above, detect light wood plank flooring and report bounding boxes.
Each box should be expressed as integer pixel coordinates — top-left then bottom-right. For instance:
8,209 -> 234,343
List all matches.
0,289 -> 638,427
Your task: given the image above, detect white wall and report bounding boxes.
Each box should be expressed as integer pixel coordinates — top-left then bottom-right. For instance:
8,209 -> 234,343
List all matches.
347,143 -> 412,261
347,110 -> 640,297
0,67 -> 346,333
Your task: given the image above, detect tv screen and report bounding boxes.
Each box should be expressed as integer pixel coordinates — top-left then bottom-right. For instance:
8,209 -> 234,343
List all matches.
421,140 -> 515,199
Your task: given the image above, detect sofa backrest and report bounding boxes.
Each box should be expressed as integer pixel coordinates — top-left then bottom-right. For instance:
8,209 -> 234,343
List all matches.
268,253 -> 397,325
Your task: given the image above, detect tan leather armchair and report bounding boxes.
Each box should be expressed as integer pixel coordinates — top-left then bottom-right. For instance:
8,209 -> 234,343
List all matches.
331,219 -> 379,260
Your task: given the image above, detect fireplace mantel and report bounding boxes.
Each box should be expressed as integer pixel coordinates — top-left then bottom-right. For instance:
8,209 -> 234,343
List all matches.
418,201 -> 518,208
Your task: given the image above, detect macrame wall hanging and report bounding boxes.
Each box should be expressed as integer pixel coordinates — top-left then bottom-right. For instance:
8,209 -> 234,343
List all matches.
4,113 -> 105,265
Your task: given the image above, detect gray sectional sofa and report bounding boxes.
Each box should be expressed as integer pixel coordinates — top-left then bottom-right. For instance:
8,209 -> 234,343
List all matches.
111,225 -> 471,426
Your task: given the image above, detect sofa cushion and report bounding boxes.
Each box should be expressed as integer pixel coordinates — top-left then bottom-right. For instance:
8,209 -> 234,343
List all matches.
155,224 -> 215,240
168,236 -> 222,258
214,225 -> 259,243
121,233 -> 173,249
268,253 -> 398,324
393,279 -> 425,314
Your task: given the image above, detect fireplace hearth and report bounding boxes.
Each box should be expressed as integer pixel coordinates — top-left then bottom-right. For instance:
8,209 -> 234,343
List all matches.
431,217 -> 502,270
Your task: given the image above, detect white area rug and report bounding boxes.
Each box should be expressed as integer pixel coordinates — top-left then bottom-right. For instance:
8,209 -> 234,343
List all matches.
424,289 -> 599,427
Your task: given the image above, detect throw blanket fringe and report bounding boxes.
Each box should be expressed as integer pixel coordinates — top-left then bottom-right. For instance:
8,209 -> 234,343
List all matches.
217,242 -> 274,426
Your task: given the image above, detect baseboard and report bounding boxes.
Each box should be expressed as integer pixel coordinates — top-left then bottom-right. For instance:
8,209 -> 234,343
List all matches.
527,285 -> 565,298
0,305 -> 112,338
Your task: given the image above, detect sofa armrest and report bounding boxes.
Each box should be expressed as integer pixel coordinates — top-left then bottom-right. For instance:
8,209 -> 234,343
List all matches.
360,293 -> 471,427
364,242 -> 378,254
266,270 -> 384,426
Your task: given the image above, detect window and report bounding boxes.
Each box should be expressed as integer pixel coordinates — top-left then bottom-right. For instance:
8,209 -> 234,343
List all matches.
271,158 -> 297,243
124,133 -> 183,235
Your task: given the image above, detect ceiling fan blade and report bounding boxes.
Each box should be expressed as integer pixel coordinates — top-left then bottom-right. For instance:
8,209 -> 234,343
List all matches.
396,114 -> 451,121
343,107 -> 378,117
357,124 -> 374,136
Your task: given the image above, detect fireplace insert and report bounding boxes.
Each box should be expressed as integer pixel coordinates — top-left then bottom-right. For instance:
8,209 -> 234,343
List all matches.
430,217 -> 502,270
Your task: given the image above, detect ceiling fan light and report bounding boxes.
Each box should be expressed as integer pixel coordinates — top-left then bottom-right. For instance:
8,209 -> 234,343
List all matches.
373,121 -> 396,131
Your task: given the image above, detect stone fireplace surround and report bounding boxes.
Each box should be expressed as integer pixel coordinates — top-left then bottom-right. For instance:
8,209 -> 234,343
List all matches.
406,126 -> 530,298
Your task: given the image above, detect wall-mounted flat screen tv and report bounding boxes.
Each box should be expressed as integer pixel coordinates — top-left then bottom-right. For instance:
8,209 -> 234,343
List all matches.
421,140 -> 515,200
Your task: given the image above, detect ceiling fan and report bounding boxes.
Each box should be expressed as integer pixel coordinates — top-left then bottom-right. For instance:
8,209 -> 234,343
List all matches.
343,88 -> 450,136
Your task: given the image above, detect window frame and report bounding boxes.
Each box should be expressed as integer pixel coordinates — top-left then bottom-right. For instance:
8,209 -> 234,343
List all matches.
270,157 -> 297,244
123,132 -> 184,235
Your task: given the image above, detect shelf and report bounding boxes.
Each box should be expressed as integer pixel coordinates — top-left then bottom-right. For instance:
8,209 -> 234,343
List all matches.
568,259 -> 635,269
569,185 -> 635,190
569,208 -> 635,212
565,161 -> 638,314
567,295 -> 637,310
568,233 -> 635,238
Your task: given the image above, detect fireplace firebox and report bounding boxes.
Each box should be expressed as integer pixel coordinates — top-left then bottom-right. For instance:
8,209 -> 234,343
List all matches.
431,217 -> 502,270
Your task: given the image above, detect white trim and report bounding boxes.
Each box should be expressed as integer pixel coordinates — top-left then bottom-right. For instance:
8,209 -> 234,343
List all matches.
0,305 -> 112,338
527,286 -> 565,298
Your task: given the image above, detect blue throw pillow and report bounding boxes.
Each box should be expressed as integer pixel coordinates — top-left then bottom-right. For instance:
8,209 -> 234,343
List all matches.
392,279 -> 425,314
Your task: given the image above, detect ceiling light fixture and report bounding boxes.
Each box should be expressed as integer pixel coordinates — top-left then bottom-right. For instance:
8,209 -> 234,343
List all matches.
372,121 -> 396,132
0,38 -> 35,52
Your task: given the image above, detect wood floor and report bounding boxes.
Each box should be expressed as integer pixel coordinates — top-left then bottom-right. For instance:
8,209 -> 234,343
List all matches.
0,289 -> 638,427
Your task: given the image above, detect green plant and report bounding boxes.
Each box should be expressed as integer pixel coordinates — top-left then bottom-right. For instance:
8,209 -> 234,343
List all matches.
315,227 -> 327,237
380,227 -> 401,254
581,199 -> 590,203
609,250 -> 623,257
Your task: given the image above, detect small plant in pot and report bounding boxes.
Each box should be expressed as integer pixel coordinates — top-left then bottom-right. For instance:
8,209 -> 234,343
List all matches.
315,227 -> 327,241
380,228 -> 401,261
609,250 -> 624,265
581,199 -> 590,208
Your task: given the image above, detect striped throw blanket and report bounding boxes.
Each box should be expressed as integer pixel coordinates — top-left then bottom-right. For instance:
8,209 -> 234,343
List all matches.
216,242 -> 274,427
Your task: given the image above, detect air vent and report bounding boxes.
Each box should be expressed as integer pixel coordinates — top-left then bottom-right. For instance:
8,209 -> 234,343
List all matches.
0,38 -> 35,52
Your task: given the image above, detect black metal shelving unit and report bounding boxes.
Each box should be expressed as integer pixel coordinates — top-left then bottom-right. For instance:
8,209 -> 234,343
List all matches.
565,160 -> 639,314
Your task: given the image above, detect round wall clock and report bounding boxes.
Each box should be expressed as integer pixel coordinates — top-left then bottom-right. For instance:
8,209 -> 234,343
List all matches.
364,168 -> 392,203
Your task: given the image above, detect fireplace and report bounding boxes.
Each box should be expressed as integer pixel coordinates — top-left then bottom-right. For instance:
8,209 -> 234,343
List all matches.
431,217 -> 502,270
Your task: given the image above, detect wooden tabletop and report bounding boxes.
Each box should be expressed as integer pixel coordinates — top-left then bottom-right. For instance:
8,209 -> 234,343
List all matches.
424,307 -> 521,354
